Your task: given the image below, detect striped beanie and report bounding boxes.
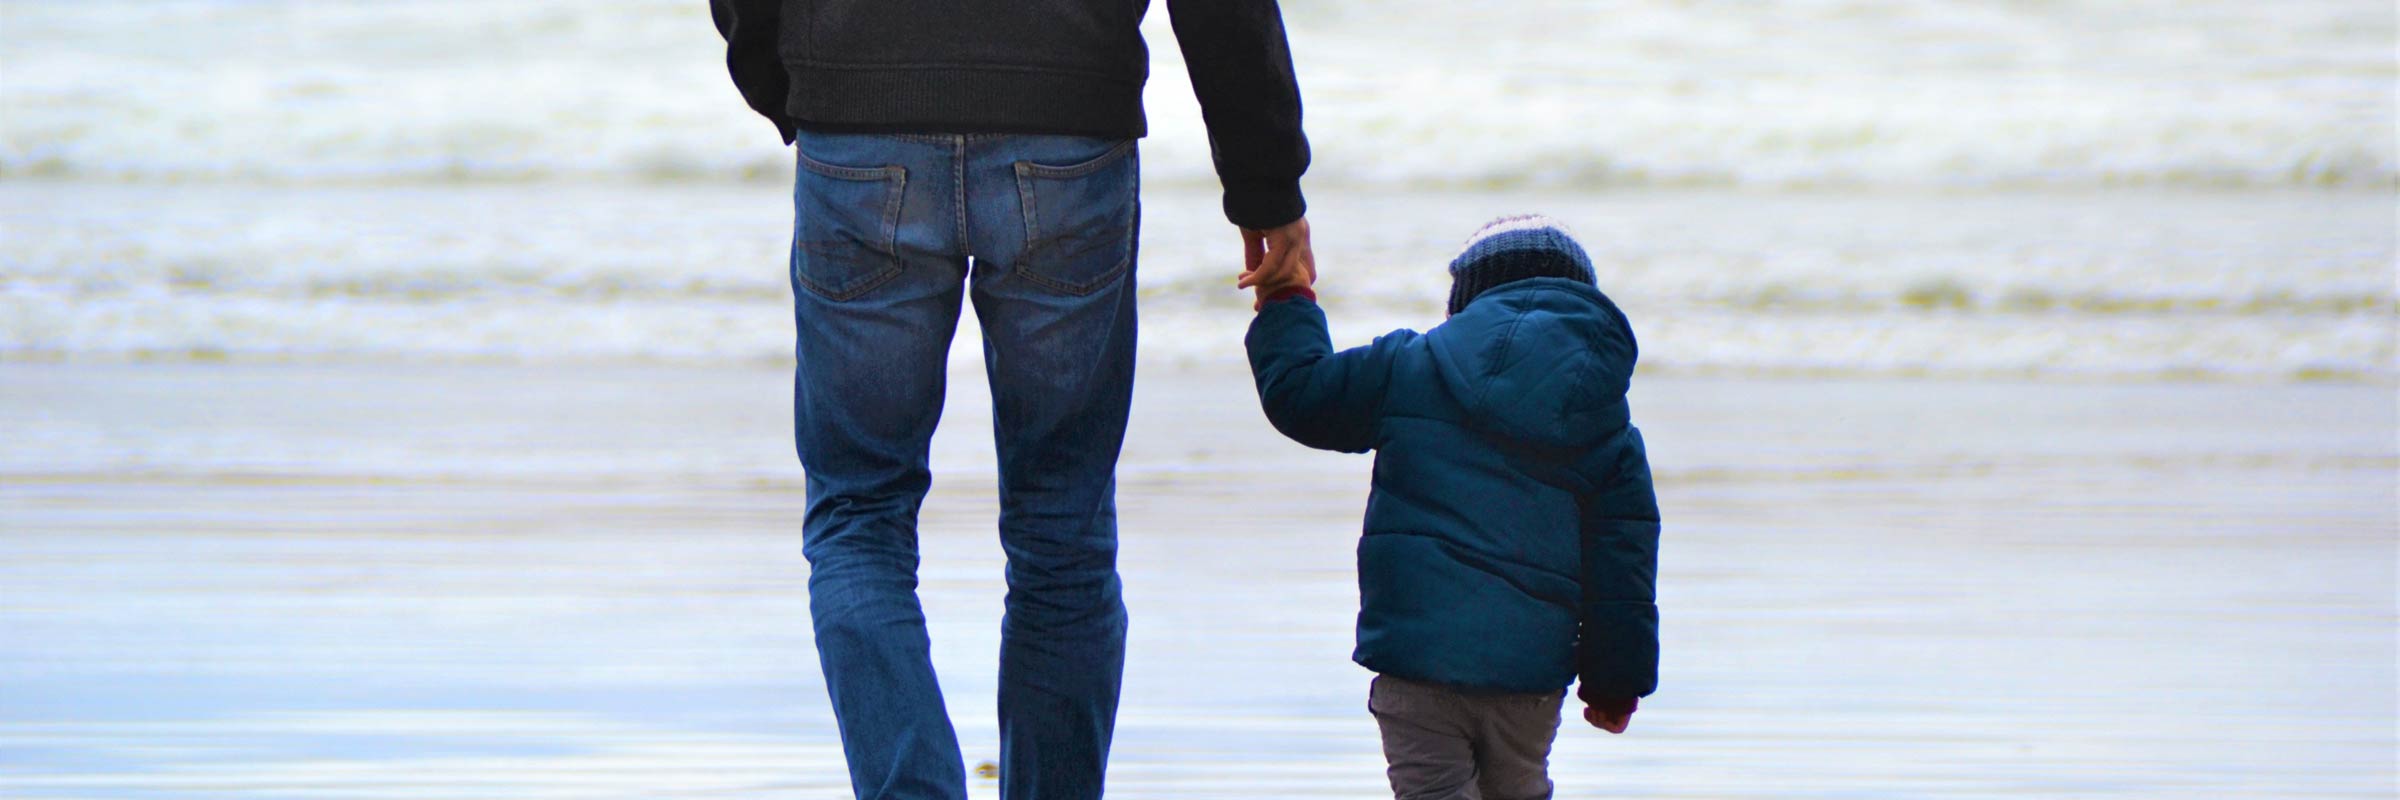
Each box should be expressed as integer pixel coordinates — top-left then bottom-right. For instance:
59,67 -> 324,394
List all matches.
1446,214 -> 1596,316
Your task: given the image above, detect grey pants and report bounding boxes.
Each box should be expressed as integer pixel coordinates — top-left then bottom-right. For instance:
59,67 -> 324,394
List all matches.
1369,674 -> 1566,800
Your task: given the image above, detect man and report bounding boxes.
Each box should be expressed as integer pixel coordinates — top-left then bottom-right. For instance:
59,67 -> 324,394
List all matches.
708,1 -> 1313,797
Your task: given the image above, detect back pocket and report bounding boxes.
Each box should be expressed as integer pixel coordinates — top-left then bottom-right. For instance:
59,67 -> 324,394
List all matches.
793,149 -> 906,301
1012,140 -> 1137,295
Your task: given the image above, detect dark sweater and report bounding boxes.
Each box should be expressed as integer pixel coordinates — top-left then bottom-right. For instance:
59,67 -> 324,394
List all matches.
709,0 -> 1310,229
1246,278 -> 1663,698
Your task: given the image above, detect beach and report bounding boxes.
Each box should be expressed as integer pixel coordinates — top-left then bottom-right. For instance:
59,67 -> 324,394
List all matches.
3,361 -> 2392,798
4,0 -> 2395,795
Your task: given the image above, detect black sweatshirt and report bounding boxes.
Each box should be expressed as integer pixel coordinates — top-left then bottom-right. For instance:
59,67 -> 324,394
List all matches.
709,0 -> 1310,229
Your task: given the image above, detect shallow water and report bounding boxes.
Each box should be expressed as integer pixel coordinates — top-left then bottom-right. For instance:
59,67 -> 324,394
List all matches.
2,363 -> 2391,798
2,184 -> 2389,379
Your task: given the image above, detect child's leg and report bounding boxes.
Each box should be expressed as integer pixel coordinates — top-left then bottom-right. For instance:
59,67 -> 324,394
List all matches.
1468,690 -> 1565,800
1369,675 -> 1481,800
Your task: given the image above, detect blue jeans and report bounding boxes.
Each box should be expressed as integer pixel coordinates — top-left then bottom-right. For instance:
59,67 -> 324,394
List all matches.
788,131 -> 1138,800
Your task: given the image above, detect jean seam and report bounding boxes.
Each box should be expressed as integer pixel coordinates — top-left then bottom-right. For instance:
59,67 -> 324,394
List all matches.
799,149 -> 896,182
1012,238 -> 1131,296
1016,140 -> 1137,179
1014,161 -> 1040,275
953,135 -> 969,254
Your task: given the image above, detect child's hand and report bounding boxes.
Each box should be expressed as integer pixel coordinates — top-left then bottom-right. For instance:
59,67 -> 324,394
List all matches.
1245,267 -> 1314,311
1578,686 -> 1637,734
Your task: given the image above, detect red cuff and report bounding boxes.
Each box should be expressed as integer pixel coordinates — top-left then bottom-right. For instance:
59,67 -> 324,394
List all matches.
1262,286 -> 1317,305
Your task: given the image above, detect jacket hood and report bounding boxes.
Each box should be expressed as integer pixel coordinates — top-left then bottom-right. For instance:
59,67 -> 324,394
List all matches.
1424,278 -> 1639,450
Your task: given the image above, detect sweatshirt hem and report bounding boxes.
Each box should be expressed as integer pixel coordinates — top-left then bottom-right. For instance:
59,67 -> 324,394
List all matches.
785,64 -> 1148,139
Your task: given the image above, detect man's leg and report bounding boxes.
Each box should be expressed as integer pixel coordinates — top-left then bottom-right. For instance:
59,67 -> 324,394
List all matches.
790,131 -> 970,800
964,134 -> 1141,800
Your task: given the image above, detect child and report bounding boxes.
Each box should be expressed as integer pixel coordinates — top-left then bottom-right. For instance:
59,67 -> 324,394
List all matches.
1240,215 -> 1660,799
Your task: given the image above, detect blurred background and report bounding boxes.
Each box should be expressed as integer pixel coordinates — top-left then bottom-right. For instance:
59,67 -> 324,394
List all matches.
2,1 -> 2393,797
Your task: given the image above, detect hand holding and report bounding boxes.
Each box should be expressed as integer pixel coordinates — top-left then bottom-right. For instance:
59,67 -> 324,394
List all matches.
1236,216 -> 1316,310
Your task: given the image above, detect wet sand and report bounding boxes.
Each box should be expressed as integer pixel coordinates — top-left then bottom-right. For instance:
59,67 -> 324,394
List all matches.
1,362 -> 2392,798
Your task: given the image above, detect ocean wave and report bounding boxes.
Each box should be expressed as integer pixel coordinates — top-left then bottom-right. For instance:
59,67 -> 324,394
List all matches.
3,147 -> 2390,383
6,296 -> 2389,383
4,144 -> 2390,191
1,0 -> 2391,190
13,273 -> 2389,319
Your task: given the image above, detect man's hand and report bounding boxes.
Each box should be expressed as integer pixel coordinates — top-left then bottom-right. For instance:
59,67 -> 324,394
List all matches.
1579,686 -> 1637,734
1235,216 -> 1315,310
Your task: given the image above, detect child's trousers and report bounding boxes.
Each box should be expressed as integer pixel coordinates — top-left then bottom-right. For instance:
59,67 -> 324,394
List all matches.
1369,674 -> 1565,800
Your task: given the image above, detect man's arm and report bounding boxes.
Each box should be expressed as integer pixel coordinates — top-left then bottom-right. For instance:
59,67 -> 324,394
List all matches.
710,0 -> 798,143
1164,0 -> 1311,231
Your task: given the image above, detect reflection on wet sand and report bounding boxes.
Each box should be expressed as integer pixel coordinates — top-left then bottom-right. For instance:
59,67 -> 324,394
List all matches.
2,364 -> 2392,798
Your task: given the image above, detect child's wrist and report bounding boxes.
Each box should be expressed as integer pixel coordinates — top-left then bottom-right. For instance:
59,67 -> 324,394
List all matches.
1261,285 -> 1317,305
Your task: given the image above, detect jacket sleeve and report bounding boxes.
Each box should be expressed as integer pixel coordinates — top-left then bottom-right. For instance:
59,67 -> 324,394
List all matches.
1244,296 -> 1410,453
1164,0 -> 1311,230
710,0 -> 799,143
1574,426 -> 1661,699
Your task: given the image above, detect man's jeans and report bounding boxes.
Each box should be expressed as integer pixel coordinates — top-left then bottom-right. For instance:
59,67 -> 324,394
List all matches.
789,131 -> 1138,800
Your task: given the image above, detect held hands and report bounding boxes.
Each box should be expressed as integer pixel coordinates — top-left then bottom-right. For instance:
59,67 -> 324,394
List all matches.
1578,684 -> 1638,734
1235,216 -> 1316,310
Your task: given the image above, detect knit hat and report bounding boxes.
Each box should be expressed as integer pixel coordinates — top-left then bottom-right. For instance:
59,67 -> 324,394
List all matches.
1446,214 -> 1596,316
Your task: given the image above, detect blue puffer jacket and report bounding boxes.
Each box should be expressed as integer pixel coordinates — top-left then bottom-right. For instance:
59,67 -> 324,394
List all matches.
1245,277 -> 1660,697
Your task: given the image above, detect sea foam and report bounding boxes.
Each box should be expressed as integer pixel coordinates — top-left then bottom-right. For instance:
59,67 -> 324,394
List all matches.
0,0 -> 2390,189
